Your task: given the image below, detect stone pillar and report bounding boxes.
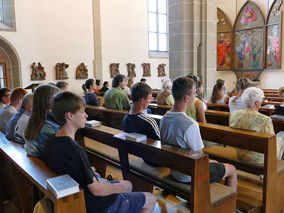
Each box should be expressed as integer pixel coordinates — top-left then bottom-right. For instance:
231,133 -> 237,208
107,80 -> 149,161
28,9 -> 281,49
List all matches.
168,0 -> 217,98
93,0 -> 103,80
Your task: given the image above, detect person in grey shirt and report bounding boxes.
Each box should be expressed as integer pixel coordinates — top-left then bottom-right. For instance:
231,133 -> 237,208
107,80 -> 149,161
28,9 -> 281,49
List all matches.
160,77 -> 237,191
0,88 -> 27,134
6,93 -> 33,145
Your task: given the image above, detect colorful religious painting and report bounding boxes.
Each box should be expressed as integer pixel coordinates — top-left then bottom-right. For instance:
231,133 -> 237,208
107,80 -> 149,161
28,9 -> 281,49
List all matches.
234,29 -> 264,70
265,0 -> 283,69
233,1 -> 265,76
217,8 -> 232,71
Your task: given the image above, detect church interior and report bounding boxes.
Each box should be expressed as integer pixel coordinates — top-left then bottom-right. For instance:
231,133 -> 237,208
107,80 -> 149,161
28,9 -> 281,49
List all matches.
0,0 -> 284,212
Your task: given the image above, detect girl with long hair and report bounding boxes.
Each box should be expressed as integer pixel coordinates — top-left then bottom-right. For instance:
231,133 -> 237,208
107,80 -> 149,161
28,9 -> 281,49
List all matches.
82,78 -> 99,106
25,84 -> 61,158
210,79 -> 229,104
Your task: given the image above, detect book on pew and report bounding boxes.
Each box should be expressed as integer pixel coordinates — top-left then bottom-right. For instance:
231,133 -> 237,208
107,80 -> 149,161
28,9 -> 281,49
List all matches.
262,104 -> 275,109
46,174 -> 79,199
270,114 -> 284,121
85,120 -> 101,128
125,133 -> 147,142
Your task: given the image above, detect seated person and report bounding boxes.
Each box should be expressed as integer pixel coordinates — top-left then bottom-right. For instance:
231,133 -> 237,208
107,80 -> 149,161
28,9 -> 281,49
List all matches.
100,81 -> 109,92
43,91 -> 156,213
25,84 -> 61,159
230,87 -> 284,162
0,87 -> 11,109
82,78 -> 99,106
103,74 -> 131,110
229,77 -> 251,112
123,82 -> 160,140
56,81 -> 69,91
275,86 -> 284,115
95,79 -> 101,92
140,78 -> 146,83
156,79 -> 174,106
160,77 -> 237,191
0,88 -> 27,133
6,93 -> 33,145
185,74 -> 206,122
210,79 -> 229,104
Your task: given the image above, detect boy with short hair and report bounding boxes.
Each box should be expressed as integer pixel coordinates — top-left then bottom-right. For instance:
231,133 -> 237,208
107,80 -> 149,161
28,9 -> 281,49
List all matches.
160,77 -> 237,191
43,91 -> 156,213
123,82 -> 160,140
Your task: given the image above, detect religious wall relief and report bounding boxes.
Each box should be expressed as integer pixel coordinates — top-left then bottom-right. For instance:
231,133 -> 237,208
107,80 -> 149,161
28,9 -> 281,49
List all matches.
55,63 -> 69,80
76,63 -> 88,79
142,63 -> 151,77
126,63 -> 136,77
31,62 -> 46,80
110,63 -> 120,78
157,63 -> 166,77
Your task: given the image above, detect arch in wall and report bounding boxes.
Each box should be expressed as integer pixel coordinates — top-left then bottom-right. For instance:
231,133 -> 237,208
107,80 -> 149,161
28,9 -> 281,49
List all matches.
0,36 -> 22,88
233,1 -> 265,81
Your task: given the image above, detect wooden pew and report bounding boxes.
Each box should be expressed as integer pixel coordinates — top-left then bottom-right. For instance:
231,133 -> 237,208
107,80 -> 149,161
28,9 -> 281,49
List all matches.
77,126 -> 236,213
148,103 -> 171,115
85,105 -> 162,126
205,109 -> 284,134
0,133 -> 86,213
198,122 -> 284,213
207,102 -> 276,116
264,96 -> 284,102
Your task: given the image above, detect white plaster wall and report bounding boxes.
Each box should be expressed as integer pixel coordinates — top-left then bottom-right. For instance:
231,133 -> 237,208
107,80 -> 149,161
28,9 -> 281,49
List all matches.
0,0 -> 95,94
100,0 -> 169,89
216,0 -> 284,91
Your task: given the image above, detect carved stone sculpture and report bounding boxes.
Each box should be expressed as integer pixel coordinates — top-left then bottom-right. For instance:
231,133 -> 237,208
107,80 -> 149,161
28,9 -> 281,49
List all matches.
126,63 -> 136,77
110,63 -> 120,78
76,63 -> 88,79
142,63 -> 151,77
55,63 -> 69,80
157,63 -> 166,77
31,62 -> 46,80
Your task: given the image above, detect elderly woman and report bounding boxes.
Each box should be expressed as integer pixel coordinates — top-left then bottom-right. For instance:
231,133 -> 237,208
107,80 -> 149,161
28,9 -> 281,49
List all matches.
156,79 -> 174,106
229,87 -> 283,163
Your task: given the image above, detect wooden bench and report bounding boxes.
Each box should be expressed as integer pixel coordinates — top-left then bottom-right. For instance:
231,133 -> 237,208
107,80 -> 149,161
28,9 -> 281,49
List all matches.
0,133 -> 86,213
77,126 -> 236,213
199,122 -> 284,212
207,103 -> 276,116
205,109 -> 284,134
148,103 -> 171,115
85,105 -> 162,126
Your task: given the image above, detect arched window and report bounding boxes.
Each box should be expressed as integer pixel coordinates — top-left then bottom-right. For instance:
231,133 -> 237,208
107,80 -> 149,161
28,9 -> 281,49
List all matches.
148,0 -> 168,57
0,0 -> 16,31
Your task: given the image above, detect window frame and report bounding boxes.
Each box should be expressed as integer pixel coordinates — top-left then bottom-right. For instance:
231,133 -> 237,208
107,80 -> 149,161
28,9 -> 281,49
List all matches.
148,0 -> 169,58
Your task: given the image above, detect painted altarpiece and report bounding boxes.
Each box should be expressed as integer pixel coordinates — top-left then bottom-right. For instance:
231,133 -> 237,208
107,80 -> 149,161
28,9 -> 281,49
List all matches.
232,1 -> 265,81
217,8 -> 233,71
265,0 -> 283,69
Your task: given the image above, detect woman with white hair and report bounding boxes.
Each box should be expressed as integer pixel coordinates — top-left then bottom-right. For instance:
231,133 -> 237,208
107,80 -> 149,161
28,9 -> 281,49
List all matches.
156,79 -> 174,106
229,87 -> 283,163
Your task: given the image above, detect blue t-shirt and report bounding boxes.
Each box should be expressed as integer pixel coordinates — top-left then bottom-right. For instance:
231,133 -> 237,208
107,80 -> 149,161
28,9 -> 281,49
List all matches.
123,113 -> 160,140
84,93 -> 99,106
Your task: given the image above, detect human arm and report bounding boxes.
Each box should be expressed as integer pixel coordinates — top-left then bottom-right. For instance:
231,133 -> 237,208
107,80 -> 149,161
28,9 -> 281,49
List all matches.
87,176 -> 125,196
195,98 -> 206,123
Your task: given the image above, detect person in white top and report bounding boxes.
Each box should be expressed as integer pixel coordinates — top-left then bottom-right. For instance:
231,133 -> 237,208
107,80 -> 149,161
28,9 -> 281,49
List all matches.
229,77 -> 252,112
160,77 -> 237,191
210,79 -> 229,104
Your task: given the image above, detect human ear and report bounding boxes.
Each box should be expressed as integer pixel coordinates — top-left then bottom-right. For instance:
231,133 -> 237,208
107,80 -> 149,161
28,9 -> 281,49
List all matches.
65,112 -> 73,121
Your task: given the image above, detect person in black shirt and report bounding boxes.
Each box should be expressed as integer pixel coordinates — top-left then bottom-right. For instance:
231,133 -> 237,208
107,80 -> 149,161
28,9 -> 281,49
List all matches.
100,81 -> 109,93
123,82 -> 160,140
43,91 -> 156,213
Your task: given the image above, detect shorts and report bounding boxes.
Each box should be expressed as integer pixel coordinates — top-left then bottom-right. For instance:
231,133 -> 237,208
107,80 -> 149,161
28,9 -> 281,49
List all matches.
209,162 -> 226,183
104,192 -> 146,213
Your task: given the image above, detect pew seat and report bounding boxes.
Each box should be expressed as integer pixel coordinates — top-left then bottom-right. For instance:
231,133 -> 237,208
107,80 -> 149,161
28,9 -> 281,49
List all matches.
85,139 -> 235,205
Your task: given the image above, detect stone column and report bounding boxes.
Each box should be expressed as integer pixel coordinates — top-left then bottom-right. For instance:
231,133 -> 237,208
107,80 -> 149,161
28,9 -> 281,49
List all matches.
93,0 -> 103,80
168,0 -> 217,98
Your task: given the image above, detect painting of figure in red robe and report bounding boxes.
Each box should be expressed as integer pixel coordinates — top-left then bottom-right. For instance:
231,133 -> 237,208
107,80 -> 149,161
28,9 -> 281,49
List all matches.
217,33 -> 232,70
266,24 -> 281,69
